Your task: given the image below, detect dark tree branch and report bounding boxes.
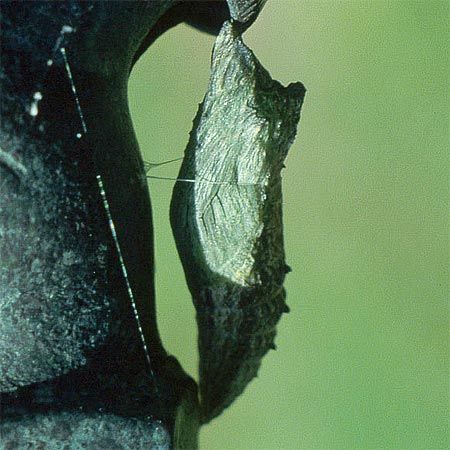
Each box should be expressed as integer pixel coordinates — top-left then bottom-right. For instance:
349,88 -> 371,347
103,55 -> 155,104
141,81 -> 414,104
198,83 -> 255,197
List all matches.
0,1 -> 200,447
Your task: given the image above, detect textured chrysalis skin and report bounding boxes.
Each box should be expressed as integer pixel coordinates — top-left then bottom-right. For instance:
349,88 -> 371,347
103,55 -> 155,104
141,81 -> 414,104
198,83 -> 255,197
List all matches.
227,0 -> 267,24
170,21 -> 305,422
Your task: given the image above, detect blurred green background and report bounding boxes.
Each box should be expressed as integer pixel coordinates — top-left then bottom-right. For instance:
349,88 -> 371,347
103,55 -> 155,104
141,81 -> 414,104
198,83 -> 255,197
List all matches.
128,1 -> 448,448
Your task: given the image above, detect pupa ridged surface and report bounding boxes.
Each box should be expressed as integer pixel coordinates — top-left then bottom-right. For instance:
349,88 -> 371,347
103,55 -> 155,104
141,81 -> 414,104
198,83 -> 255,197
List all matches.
170,21 -> 305,422
227,0 -> 268,25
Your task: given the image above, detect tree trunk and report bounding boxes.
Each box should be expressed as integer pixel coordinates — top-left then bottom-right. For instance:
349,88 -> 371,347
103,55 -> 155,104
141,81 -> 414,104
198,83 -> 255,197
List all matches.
0,2 -> 201,447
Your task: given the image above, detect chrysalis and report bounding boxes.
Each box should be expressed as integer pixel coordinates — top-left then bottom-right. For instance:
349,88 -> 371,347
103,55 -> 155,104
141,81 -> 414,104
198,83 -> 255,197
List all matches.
170,21 -> 305,422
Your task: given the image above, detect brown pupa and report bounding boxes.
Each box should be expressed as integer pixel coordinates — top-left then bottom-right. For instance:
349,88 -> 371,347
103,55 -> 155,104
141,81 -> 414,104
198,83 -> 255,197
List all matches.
170,21 -> 305,422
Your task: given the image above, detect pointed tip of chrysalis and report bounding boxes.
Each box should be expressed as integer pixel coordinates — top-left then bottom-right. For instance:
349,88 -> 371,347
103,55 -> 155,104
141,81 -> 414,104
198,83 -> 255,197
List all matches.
227,0 -> 268,28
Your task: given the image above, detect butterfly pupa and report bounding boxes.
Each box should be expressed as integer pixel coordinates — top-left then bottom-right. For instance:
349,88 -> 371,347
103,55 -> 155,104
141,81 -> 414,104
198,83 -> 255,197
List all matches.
170,21 -> 305,422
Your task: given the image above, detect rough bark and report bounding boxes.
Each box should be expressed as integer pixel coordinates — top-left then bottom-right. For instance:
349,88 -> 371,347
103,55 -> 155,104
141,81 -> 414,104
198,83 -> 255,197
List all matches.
0,1 -> 199,447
